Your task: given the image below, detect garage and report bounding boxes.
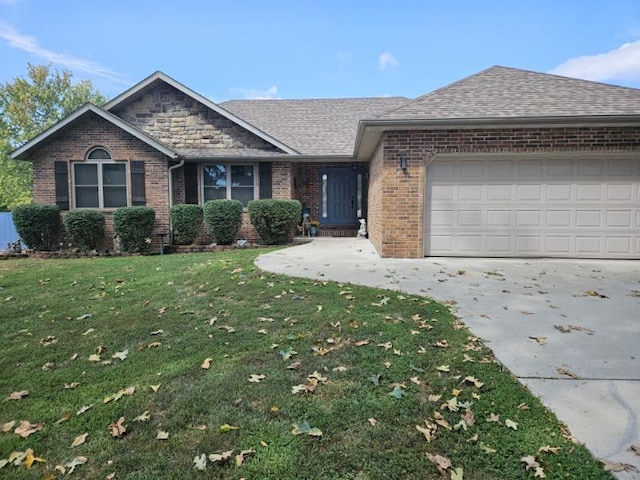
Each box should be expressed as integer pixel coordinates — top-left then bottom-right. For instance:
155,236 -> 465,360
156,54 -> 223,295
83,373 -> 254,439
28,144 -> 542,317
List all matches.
425,156 -> 640,258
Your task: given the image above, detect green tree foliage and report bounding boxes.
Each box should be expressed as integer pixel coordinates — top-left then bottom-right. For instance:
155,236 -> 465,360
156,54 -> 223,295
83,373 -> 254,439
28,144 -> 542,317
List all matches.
0,63 -> 106,210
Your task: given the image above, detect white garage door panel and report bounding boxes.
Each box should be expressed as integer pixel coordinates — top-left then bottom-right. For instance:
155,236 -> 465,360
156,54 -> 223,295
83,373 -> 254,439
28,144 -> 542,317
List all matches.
426,157 -> 640,258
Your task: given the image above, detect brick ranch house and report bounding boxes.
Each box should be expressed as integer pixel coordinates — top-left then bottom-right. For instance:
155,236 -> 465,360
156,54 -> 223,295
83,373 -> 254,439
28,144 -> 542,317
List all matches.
11,66 -> 640,259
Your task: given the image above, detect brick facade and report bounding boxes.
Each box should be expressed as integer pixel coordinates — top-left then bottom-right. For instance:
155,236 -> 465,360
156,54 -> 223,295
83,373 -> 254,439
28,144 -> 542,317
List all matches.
369,126 -> 640,258
30,112 -> 171,249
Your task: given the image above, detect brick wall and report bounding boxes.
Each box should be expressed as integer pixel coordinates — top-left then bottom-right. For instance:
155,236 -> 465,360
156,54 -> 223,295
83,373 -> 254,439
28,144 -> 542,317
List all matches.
369,125 -> 640,258
30,112 -> 171,249
112,84 -> 280,152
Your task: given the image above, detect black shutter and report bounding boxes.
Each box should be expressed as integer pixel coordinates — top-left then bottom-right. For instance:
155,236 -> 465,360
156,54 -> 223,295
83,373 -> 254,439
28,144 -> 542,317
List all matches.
54,161 -> 69,210
259,162 -> 272,199
130,161 -> 146,206
184,163 -> 198,204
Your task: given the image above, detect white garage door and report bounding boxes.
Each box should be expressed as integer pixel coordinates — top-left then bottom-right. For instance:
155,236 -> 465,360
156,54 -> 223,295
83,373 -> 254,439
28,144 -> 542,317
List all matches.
425,157 -> 640,258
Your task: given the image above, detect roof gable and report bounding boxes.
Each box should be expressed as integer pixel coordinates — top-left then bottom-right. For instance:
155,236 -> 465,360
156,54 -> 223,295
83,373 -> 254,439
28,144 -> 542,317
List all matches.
11,104 -> 178,160
105,71 -> 298,155
379,66 -> 640,120
221,97 -> 409,156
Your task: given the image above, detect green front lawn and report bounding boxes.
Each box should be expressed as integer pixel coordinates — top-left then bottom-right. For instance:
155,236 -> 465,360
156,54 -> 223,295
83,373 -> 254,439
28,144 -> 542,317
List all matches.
0,251 -> 611,479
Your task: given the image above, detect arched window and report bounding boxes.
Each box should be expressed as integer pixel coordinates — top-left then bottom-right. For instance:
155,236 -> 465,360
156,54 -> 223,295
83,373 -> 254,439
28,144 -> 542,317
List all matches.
73,148 -> 128,208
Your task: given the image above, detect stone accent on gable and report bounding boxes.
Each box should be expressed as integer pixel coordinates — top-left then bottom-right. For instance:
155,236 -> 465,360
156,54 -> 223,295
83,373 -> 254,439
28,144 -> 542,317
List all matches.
111,84 -> 281,152
368,125 -> 640,258
29,112 -> 172,250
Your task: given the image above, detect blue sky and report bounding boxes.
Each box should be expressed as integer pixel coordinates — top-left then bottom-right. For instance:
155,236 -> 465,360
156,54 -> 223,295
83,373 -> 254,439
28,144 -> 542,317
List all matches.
1,0 -> 640,102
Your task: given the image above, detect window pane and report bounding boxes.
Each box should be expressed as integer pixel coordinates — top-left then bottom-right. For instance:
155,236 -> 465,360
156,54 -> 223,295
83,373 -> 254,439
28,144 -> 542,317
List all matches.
76,186 -> 99,208
75,164 -> 98,185
203,165 -> 226,187
104,186 -> 127,208
103,164 -> 126,185
203,187 -> 226,202
231,165 -> 253,186
88,148 -> 111,160
231,187 -> 253,206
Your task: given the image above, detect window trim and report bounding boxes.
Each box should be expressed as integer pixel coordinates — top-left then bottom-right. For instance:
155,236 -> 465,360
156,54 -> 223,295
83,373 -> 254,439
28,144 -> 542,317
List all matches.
201,163 -> 257,206
72,149 -> 129,209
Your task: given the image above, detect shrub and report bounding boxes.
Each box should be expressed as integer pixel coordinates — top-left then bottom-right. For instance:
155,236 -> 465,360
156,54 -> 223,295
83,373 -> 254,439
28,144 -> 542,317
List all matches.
63,210 -> 105,251
203,199 -> 243,245
248,199 -> 301,245
12,204 -> 62,250
170,204 -> 204,245
113,206 -> 156,253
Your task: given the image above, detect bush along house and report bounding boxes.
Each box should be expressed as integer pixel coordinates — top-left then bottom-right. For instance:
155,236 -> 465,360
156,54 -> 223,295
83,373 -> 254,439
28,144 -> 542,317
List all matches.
12,66 -> 640,258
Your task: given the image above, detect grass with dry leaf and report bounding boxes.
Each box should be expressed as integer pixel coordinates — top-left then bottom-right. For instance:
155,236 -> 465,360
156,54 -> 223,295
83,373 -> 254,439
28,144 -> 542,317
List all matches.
0,250 -> 613,479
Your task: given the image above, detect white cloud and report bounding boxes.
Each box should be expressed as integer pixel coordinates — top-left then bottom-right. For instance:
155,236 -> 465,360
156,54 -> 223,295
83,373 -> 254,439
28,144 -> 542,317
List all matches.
550,40 -> 640,82
229,85 -> 280,99
0,22 -> 128,85
379,51 -> 398,71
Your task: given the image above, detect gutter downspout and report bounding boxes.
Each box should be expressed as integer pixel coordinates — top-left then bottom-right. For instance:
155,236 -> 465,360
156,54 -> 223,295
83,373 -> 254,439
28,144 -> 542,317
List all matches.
167,158 -> 185,244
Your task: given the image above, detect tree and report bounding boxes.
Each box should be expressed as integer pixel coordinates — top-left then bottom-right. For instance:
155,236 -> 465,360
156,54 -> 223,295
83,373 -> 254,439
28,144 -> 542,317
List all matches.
0,63 -> 106,210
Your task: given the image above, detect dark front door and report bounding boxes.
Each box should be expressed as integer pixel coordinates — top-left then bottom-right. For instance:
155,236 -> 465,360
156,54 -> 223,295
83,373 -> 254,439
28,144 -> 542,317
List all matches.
321,168 -> 358,224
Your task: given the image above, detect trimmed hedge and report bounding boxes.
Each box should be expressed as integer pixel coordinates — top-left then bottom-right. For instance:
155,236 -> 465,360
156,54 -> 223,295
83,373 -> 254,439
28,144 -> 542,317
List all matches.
170,204 -> 203,245
113,206 -> 156,253
63,210 -> 105,251
248,199 -> 301,245
12,204 -> 62,250
203,199 -> 243,245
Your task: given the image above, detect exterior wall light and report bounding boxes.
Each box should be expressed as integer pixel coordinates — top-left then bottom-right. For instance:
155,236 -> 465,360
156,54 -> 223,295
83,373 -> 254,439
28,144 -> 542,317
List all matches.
399,154 -> 408,171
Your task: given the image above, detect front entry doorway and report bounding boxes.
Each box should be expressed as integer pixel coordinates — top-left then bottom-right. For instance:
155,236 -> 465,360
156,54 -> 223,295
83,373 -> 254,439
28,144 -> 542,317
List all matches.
320,167 -> 359,225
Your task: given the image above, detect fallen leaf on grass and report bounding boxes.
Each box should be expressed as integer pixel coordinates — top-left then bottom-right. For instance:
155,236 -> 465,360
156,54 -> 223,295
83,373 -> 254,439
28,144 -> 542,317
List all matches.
235,448 -> 256,467
479,442 -> 497,453
108,417 -> 127,438
505,419 -> 518,430
76,404 -> 93,416
103,386 -> 135,404
521,455 -> 546,478
451,466 -> 464,480
598,458 -> 639,473
208,450 -> 234,463
463,376 -> 484,388
133,411 -> 150,422
1,420 -> 16,432
157,430 -> 169,440
112,349 -> 128,361
538,445 -> 561,454
201,358 -> 213,369
353,339 -> 370,347
23,448 -> 46,468
218,424 -> 240,433
4,390 -> 28,402
88,353 -> 101,362
426,453 -> 452,474
486,413 -> 500,423
368,418 -> 377,427
150,384 -> 160,393
279,346 -> 298,360
71,433 -> 88,447
389,386 -> 406,399
291,420 -> 322,437
248,374 -> 265,383
286,362 -> 301,370
63,455 -> 88,474
436,365 -> 450,372
65,382 -> 79,389
193,453 -> 207,471
14,420 -> 44,438
416,422 -> 437,443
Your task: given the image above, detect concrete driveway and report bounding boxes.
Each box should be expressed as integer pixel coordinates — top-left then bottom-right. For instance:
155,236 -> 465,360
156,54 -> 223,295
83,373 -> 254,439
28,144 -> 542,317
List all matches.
256,237 -> 640,479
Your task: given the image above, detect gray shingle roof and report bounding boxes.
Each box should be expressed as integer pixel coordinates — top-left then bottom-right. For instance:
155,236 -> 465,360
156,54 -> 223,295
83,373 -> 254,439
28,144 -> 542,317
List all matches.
379,66 -> 640,120
221,97 -> 409,156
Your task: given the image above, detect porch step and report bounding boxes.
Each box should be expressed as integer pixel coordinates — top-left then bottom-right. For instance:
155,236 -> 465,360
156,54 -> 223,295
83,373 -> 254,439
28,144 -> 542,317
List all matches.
317,228 -> 358,238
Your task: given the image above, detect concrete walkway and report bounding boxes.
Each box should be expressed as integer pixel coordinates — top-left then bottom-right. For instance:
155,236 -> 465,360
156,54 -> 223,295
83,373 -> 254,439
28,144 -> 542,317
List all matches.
256,237 -> 640,479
